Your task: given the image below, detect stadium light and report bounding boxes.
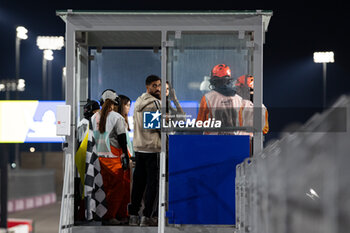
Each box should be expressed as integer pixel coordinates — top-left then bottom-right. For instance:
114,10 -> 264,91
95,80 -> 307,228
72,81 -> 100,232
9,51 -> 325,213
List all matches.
313,51 -> 335,108
15,26 -> 28,86
313,51 -> 334,63
16,26 -> 28,40
17,79 -> 25,92
43,49 -> 54,61
0,80 -> 25,92
36,36 -> 64,50
36,36 -> 64,100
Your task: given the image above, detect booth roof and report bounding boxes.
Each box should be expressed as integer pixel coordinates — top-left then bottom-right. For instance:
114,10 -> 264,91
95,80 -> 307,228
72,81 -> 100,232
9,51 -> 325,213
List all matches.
56,10 -> 272,33
56,10 -> 273,16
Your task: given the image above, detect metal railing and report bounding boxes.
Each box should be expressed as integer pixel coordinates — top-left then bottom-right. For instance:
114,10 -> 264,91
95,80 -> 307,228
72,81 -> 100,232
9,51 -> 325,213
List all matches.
59,153 -> 74,233
236,95 -> 350,233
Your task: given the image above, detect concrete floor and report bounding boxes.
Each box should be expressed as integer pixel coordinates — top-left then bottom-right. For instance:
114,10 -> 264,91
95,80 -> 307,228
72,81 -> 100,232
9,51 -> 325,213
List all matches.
9,201 -> 61,233
8,202 -> 236,233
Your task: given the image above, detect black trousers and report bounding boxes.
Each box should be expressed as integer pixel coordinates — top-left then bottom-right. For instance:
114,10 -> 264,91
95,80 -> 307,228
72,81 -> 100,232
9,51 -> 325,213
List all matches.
129,152 -> 159,217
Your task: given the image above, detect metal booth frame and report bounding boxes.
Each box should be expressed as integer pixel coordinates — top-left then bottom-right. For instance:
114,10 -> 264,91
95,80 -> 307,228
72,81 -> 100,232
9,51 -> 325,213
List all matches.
57,10 -> 273,233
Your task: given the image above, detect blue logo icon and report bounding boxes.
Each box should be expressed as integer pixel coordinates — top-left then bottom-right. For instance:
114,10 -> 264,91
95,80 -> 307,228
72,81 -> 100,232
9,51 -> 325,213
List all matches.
143,110 -> 161,129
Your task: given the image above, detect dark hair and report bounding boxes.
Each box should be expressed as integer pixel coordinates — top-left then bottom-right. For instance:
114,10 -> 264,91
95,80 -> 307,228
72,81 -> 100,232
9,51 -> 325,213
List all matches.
166,81 -> 174,90
83,99 -> 100,119
145,75 -> 161,86
99,99 -> 114,133
117,95 -> 131,131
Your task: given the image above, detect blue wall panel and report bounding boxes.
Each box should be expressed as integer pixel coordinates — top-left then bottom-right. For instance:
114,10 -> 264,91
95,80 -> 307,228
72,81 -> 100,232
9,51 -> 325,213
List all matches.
167,135 -> 249,225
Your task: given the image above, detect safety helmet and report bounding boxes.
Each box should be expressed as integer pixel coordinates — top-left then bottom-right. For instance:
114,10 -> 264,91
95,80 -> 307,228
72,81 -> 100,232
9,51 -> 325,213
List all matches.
209,64 -> 234,89
83,99 -> 100,119
236,75 -> 254,89
210,64 -> 231,79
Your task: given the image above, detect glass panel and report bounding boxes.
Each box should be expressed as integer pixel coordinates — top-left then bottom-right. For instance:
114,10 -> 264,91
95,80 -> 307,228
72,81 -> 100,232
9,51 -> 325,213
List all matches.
166,31 -> 253,133
90,49 -> 161,101
89,48 -> 161,140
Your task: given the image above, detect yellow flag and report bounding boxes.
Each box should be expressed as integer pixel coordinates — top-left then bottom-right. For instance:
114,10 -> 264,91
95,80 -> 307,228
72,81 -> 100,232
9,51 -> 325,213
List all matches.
75,129 -> 88,199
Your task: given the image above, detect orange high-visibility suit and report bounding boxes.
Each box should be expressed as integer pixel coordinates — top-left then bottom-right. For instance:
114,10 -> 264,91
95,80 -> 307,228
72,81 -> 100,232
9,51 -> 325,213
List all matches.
91,111 -> 130,220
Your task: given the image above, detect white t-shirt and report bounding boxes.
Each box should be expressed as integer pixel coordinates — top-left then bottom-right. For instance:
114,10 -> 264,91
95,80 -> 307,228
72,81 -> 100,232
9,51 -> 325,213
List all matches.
91,111 -> 126,155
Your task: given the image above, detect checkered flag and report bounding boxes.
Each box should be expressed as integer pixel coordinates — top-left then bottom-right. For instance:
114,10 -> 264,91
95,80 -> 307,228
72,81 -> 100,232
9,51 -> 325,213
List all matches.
84,130 -> 107,220
77,119 -> 107,221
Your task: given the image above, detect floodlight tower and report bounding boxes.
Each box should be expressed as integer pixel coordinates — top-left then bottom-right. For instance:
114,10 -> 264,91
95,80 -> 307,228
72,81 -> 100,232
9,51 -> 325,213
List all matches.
36,36 -> 64,100
36,36 -> 64,163
313,51 -> 335,108
16,26 -> 28,80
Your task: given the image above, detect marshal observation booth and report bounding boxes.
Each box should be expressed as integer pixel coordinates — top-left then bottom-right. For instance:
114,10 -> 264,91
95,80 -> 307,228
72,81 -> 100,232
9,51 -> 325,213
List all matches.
56,10 -> 272,233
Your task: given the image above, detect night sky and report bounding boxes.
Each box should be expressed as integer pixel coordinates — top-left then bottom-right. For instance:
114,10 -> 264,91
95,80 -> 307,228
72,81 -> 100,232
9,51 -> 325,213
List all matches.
0,1 -> 349,143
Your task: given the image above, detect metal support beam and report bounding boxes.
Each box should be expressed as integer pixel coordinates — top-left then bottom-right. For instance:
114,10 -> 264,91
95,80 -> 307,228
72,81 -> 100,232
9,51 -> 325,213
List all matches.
42,56 -> 47,100
58,19 -> 76,233
65,19 -> 76,180
15,37 -> 21,169
48,60 -> 52,100
253,20 -> 264,155
158,30 -> 167,233
77,45 -> 89,119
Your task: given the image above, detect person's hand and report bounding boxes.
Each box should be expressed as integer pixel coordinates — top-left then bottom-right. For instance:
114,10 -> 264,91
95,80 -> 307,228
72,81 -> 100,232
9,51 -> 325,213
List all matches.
131,160 -> 136,168
129,157 -> 136,168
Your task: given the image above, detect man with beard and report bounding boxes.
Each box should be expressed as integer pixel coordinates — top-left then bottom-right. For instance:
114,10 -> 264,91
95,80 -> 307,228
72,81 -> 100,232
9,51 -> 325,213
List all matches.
129,75 -> 161,227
